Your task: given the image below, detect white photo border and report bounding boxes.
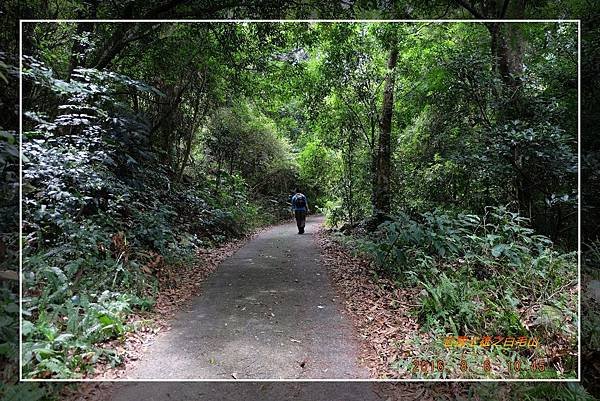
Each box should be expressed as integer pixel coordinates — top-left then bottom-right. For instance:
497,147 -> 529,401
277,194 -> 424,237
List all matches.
19,18 -> 582,383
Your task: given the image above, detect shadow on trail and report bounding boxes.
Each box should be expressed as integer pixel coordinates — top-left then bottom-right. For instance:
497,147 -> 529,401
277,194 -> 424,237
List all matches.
125,216 -> 369,380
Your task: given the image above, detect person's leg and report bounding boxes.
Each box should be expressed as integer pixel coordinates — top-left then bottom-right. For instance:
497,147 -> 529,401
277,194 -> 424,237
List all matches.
299,211 -> 306,233
294,211 -> 302,233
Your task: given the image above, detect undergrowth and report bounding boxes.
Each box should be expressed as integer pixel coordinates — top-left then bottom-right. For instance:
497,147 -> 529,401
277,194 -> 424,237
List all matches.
20,58 -> 285,378
338,206 -> 577,379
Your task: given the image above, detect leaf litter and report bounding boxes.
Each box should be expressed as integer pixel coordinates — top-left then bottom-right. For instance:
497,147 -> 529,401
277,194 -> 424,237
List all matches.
316,228 -> 486,400
316,228 -> 423,379
62,227 -> 269,400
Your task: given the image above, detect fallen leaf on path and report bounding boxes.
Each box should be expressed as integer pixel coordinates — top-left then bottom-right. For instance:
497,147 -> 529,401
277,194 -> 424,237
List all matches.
76,229 -> 265,382
315,228 -> 423,379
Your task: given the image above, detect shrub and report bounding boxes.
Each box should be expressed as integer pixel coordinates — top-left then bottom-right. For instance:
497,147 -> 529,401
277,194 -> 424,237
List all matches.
357,205 -> 577,376
20,58 -> 277,378
21,291 -> 134,378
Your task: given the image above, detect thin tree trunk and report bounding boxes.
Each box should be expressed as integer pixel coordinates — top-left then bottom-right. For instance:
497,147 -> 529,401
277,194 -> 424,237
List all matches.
373,38 -> 398,216
177,74 -> 209,182
214,157 -> 223,195
347,137 -> 355,225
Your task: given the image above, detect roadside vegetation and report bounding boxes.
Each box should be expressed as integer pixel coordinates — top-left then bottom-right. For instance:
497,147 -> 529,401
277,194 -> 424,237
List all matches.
20,18 -> 579,382
20,49 -> 295,377
331,207 -> 577,379
0,0 -> 596,399
302,21 -> 578,379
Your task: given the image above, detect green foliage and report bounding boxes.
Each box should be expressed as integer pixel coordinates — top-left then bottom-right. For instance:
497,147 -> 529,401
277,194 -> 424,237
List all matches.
0,382 -> 50,401
319,198 -> 346,228
358,206 -> 576,358
21,291 -> 135,378
296,140 -> 340,208
21,58 -> 275,378
0,286 -> 18,368
420,272 -> 487,335
290,22 -> 577,245
0,49 -> 21,396
511,383 -> 595,401
204,102 -> 297,197
582,241 -> 600,369
364,206 -> 558,276
18,19 -> 582,384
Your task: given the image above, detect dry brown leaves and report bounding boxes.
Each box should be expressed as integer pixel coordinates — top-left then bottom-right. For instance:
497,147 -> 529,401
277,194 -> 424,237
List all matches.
79,229 -> 268,382
314,229 -> 477,400
315,228 -> 424,379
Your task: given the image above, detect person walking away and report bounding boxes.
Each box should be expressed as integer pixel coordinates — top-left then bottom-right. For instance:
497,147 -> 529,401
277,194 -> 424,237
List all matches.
291,188 -> 309,234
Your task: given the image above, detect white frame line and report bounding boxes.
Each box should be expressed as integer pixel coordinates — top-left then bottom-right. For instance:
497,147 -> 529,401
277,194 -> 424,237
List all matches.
18,18 -> 582,383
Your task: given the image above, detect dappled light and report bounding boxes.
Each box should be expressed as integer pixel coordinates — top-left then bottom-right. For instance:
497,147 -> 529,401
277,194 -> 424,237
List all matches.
0,11 -> 588,397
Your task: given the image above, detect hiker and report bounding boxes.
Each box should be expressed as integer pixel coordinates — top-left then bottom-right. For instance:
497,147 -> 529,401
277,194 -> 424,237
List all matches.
291,188 -> 309,234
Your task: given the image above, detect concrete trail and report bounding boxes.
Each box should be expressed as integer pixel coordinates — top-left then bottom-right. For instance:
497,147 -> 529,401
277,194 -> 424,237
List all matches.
107,383 -> 384,401
124,215 -> 370,380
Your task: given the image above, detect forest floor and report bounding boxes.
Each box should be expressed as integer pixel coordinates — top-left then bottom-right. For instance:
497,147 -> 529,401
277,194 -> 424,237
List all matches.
106,216 -> 368,381
317,228 -> 424,379
66,217 -> 490,401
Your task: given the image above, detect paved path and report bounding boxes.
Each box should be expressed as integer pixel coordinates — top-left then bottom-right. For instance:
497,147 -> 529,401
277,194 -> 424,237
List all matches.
108,383 -> 384,401
126,216 -> 369,380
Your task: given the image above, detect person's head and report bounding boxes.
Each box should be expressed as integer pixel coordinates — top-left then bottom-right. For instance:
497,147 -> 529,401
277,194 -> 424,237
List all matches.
294,187 -> 301,194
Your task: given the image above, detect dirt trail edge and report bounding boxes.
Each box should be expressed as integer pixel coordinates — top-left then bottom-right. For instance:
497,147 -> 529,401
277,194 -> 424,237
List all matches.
123,216 -> 370,380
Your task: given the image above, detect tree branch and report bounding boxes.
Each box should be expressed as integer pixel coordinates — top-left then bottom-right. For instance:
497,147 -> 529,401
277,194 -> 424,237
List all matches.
340,95 -> 373,148
453,0 -> 485,19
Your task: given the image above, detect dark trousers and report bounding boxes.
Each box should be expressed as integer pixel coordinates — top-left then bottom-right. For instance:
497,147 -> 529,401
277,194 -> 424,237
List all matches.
294,210 -> 306,233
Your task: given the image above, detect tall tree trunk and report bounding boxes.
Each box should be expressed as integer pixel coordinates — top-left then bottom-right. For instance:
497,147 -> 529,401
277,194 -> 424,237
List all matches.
342,126 -> 356,225
455,1 -> 525,95
486,22 -> 524,94
456,0 -> 532,216
214,157 -> 223,195
177,74 -> 208,182
373,38 -> 398,216
483,0 -> 526,111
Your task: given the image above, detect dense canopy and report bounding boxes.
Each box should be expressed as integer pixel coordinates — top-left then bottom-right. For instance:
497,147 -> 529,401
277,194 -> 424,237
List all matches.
0,0 -> 597,396
17,20 -> 580,380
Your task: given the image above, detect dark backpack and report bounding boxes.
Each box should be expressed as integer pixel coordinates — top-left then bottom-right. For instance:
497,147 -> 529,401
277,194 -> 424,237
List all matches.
295,194 -> 306,209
